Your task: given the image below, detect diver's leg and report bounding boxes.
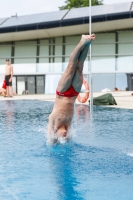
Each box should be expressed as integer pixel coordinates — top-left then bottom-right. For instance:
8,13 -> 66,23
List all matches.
72,43 -> 91,92
57,34 -> 95,92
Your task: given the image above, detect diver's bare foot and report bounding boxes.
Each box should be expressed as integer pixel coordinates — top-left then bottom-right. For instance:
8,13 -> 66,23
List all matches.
81,34 -> 96,45
83,34 -> 96,41
87,33 -> 96,41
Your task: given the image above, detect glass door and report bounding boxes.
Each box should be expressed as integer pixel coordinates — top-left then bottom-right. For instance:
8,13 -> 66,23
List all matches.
27,76 -> 35,94
36,76 -> 45,94
17,77 -> 25,95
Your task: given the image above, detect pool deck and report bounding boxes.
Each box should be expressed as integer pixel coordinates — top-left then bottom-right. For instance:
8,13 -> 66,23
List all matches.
0,91 -> 133,109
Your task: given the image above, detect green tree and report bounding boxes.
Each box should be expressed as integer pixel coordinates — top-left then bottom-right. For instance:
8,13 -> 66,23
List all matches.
59,0 -> 103,10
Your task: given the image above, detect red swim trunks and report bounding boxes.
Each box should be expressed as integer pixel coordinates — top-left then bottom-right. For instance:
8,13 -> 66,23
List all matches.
56,85 -> 79,98
2,80 -> 6,90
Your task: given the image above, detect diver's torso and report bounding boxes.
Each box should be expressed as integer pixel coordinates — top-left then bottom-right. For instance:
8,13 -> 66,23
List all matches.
49,96 -> 75,132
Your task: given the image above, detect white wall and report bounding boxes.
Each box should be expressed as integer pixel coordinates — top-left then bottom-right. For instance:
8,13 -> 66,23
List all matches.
45,75 -> 61,94
13,63 -> 36,74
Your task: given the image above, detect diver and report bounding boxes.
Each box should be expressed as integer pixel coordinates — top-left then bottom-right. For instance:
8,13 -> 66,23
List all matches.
48,34 -> 96,142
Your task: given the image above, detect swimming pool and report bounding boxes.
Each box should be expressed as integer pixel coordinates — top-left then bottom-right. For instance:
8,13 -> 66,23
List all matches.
0,100 -> 133,200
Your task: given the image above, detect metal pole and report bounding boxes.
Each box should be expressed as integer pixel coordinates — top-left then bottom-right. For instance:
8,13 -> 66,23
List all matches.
89,0 -> 93,114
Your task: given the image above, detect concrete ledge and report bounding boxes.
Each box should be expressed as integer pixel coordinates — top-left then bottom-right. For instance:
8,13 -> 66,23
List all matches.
0,91 -> 133,109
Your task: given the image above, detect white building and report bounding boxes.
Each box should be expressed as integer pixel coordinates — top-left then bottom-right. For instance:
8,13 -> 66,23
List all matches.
0,1 -> 133,94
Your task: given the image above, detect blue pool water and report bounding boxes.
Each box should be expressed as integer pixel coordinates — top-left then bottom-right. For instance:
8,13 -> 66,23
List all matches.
0,100 -> 133,200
